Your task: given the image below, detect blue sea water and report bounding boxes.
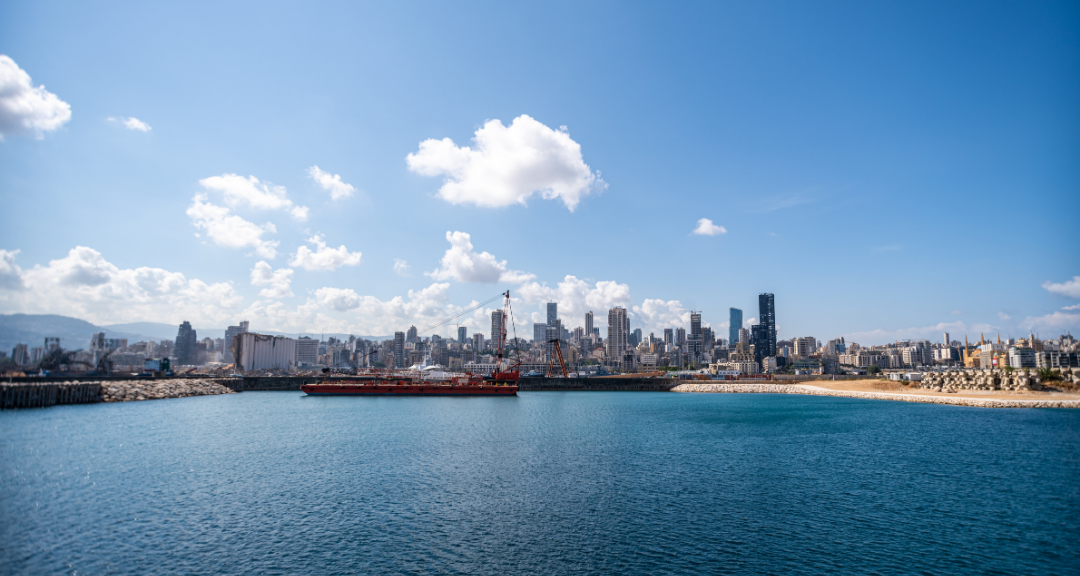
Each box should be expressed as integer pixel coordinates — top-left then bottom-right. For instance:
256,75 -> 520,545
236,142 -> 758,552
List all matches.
1,391 -> 1078,575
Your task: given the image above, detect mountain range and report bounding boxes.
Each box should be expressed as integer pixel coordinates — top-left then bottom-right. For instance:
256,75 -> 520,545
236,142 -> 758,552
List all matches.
0,314 -> 388,354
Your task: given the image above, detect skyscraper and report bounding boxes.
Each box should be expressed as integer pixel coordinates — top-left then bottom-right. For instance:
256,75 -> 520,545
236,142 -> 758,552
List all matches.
729,308 -> 742,347
407,325 -> 418,343
689,311 -> 703,359
393,332 -> 405,368
473,333 -> 485,352
757,293 -> 776,358
547,302 -> 558,327
458,326 -> 467,344
585,311 -> 594,336
174,321 -> 197,366
943,332 -> 950,346
490,310 -> 504,350
606,307 -> 629,362
224,320 -> 249,363
664,328 -> 673,345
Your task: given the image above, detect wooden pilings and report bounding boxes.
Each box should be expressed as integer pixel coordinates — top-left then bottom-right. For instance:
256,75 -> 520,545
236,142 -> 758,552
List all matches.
0,382 -> 102,409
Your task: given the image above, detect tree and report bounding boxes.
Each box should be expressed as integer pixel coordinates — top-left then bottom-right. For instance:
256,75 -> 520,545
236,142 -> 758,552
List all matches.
867,365 -> 881,375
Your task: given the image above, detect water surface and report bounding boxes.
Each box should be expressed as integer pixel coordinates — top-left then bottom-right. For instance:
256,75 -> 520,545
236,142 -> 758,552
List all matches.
2,392 -> 1078,574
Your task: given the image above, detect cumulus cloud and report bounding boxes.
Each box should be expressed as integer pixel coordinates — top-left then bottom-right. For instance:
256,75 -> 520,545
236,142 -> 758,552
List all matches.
692,218 -> 727,236
518,276 -> 633,329
0,55 -> 71,139
394,258 -> 411,277
0,249 -> 26,290
1063,303 -> 1080,311
199,173 -> 308,219
1042,276 -> 1080,299
247,282 -> 471,336
289,234 -> 362,271
997,312 -> 1011,321
0,246 -> 242,326
1019,311 -> 1080,334
108,116 -> 151,132
250,262 -> 294,299
314,287 -> 362,311
426,231 -> 533,284
307,165 -> 356,200
187,194 -> 279,258
633,299 -> 692,334
406,114 -> 606,211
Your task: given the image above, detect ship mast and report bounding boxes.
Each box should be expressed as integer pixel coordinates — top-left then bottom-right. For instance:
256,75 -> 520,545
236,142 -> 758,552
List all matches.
496,290 -> 510,371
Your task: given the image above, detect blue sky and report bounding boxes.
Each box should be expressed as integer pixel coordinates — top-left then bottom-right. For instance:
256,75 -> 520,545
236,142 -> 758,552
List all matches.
0,0 -> 1078,344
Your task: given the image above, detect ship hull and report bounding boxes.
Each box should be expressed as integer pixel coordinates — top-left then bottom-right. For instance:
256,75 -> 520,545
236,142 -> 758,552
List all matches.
301,384 -> 517,396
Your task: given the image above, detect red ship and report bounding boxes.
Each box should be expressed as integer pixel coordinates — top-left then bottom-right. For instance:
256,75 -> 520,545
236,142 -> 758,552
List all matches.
302,291 -> 520,397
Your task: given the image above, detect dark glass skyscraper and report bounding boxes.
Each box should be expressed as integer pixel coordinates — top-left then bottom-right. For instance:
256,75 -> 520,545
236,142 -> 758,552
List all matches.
174,321 -> 197,366
729,308 -> 743,347
756,293 -> 776,359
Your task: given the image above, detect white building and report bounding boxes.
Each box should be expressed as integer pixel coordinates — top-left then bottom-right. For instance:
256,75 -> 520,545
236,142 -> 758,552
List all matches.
236,333 -> 296,372
607,307 -> 628,362
295,337 -> 319,365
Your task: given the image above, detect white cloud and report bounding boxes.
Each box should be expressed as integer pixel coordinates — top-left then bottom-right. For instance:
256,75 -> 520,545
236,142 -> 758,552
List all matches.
998,312 -> 1011,321
250,262 -> 294,299
0,55 -> 71,139
844,321 -> 998,346
307,165 -> 356,200
0,249 -> 26,290
426,231 -> 533,284
692,218 -> 727,236
314,287 -> 362,311
108,116 -> 151,132
518,276 -> 632,329
1019,311 -> 1080,334
198,173 -> 308,219
394,258 -> 411,277
1042,276 -> 1080,299
1063,303 -> 1080,311
247,282 -> 470,336
633,299 -> 692,334
950,310 -> 963,315
289,234 -> 362,271
186,195 -> 279,258
406,114 -> 606,211
0,246 -> 242,326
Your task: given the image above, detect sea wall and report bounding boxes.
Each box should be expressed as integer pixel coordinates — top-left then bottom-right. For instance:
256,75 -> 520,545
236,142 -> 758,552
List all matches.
519,377 -> 677,391
670,382 -> 1080,408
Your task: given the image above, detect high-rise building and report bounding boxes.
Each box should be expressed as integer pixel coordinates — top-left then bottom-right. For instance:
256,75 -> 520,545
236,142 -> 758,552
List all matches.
224,320 -> 250,363
585,311 -> 594,337
664,328 -> 673,345
491,310 -> 503,349
534,323 -> 548,343
174,321 -> 197,366
793,337 -> 816,358
631,328 -> 642,347
458,326 -> 467,344
11,343 -> 29,365
757,293 -> 776,358
702,327 -> 714,350
295,337 -> 319,365
729,308 -> 743,346
689,311 -> 703,358
473,333 -> 485,352
547,302 -> 558,327
943,332 -> 950,346
393,332 -> 405,368
676,327 -> 686,346
407,325 -> 419,343
606,307 -> 629,362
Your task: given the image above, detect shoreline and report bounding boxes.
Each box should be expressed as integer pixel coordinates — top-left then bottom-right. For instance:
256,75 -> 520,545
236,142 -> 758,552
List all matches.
670,382 -> 1080,408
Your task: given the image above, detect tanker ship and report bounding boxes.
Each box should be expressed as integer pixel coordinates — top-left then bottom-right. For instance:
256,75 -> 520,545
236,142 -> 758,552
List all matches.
301,290 -> 520,397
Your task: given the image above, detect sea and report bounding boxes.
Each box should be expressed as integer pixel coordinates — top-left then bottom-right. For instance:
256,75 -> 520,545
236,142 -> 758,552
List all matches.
1,391 -> 1078,575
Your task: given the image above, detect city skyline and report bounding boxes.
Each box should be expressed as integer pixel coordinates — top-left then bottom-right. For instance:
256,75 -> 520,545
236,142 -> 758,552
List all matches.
1,2 -> 1078,345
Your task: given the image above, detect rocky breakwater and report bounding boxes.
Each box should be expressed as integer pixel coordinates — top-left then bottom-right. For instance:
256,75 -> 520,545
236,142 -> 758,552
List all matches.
102,379 -> 236,403
917,368 -> 1079,393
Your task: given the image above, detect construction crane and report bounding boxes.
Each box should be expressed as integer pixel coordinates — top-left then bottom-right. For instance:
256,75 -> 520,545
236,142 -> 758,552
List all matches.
546,339 -> 569,377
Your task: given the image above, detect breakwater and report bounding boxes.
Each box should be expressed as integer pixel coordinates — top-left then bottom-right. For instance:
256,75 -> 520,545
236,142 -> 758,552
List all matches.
0,382 -> 101,409
671,382 -> 1080,408
519,377 -> 676,391
0,378 -> 238,409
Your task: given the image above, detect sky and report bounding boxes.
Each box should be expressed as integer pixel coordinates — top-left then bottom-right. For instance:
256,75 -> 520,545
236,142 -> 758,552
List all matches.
0,0 -> 1078,345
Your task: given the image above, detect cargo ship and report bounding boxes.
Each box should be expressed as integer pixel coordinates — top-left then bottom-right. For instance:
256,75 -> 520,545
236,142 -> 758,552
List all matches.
301,290 -> 520,397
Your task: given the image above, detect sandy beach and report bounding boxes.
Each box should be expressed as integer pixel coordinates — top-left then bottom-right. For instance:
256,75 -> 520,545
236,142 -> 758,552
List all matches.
671,379 -> 1080,408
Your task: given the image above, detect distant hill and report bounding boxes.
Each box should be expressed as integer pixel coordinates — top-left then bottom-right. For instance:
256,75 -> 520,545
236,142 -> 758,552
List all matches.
0,313 -> 392,354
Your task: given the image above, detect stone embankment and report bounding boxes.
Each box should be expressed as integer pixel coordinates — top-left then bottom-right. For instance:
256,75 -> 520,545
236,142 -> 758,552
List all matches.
670,382 -> 1080,409
101,379 -> 236,402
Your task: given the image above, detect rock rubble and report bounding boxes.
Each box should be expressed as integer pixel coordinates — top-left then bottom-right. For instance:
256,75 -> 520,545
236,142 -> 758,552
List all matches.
100,379 -> 236,402
916,368 -> 1078,393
